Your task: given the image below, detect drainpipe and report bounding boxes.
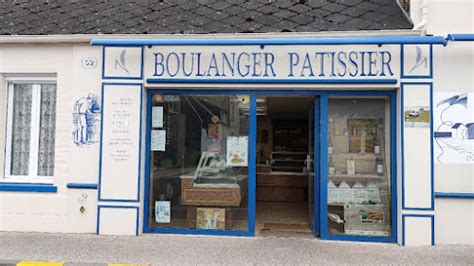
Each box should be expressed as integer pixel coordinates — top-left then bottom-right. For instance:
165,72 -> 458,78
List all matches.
413,0 -> 429,35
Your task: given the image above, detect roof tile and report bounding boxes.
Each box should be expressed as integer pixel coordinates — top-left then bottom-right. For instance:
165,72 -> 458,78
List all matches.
0,0 -> 412,35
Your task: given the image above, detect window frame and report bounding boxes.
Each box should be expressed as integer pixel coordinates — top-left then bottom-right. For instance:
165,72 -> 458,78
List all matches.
3,77 -> 57,183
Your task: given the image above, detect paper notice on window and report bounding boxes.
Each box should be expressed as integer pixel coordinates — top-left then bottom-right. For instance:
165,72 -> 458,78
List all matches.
151,130 -> 166,151
152,106 -> 164,128
155,201 -> 171,223
226,136 -> 248,167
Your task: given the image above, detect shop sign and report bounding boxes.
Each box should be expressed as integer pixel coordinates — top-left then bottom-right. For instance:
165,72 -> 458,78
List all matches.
143,45 -> 400,81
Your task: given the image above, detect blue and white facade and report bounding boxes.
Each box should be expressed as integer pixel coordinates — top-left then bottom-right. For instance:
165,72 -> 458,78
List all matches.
0,1 -> 473,246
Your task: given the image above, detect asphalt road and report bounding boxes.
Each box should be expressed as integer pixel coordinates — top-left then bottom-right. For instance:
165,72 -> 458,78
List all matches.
0,232 -> 472,265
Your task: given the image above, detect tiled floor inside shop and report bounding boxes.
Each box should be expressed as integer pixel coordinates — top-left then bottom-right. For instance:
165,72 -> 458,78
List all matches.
256,202 -> 312,236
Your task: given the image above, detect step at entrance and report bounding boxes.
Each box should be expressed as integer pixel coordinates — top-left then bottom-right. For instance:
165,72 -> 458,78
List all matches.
262,223 -> 311,233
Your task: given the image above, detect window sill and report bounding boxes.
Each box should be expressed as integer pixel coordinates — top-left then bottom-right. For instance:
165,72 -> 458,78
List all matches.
0,182 -> 57,193
66,183 -> 98,189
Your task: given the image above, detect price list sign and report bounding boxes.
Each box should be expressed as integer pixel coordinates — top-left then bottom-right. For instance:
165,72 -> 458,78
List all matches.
99,84 -> 141,201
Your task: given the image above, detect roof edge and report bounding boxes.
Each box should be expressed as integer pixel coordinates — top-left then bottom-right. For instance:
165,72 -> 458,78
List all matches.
91,35 -> 447,46
0,30 -> 422,44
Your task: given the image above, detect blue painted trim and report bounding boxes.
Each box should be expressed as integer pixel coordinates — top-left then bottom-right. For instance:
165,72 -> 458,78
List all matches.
430,84 -> 434,209
143,90 -> 153,232
147,79 -> 398,85
312,96 -> 320,236
66,183 -> 98,189
435,192 -> 474,199
401,44 -> 433,79
144,227 -> 250,236
402,214 -> 435,246
140,89 -> 396,96
321,234 -> 397,243
97,205 -> 140,236
248,93 -> 257,236
319,91 -> 397,243
98,82 -> 143,203
319,94 -> 329,240
102,46 -> 144,80
390,90 -> 398,242
91,36 -> 448,46
0,183 -> 57,193
400,82 -> 435,211
141,89 -> 397,240
142,90 -> 254,237
447,34 -> 474,41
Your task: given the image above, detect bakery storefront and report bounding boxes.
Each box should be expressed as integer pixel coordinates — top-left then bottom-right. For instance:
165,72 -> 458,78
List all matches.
93,36 -> 442,243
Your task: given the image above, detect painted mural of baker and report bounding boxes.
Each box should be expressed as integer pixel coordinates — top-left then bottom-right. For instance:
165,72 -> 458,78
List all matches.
73,93 -> 101,146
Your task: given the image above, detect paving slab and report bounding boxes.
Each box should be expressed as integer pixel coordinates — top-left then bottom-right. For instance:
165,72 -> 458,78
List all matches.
0,232 -> 472,265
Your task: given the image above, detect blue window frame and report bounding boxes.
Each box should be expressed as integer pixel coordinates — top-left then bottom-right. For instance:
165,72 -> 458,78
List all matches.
143,89 -> 397,242
319,91 -> 397,243
143,89 -> 257,236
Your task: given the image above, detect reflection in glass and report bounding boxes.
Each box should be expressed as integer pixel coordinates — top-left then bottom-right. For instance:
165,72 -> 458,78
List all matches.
327,97 -> 391,237
148,94 -> 249,231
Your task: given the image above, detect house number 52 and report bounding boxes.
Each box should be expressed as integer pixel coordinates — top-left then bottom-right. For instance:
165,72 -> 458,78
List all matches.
81,57 -> 97,69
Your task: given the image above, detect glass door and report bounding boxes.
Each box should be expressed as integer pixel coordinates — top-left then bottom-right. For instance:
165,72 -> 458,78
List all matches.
308,97 -> 320,236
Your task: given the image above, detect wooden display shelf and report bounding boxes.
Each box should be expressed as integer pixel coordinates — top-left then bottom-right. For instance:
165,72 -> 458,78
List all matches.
272,151 -> 309,155
180,175 -> 245,207
328,174 -> 386,181
272,159 -> 306,162
257,172 -> 307,188
330,152 -> 383,156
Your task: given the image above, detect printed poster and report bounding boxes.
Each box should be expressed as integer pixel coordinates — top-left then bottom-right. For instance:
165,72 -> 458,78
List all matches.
151,130 -> 166,151
196,208 -> 225,230
152,106 -> 164,128
404,105 -> 430,128
226,136 -> 248,167
434,93 -> 474,164
155,201 -> 171,223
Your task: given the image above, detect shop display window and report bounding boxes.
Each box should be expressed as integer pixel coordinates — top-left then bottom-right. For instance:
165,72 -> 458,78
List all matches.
326,97 -> 392,237
147,94 -> 249,231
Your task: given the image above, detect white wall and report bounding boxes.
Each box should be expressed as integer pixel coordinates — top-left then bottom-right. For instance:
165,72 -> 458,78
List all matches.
428,0 -> 474,35
411,0 -> 474,35
433,41 -> 474,245
0,43 -> 102,233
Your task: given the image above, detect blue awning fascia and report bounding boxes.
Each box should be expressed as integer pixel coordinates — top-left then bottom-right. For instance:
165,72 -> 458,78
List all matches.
91,36 -> 448,46
146,78 -> 398,85
446,34 -> 474,41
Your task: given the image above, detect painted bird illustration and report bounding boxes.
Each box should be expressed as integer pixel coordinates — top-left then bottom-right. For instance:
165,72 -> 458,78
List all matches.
409,46 -> 428,73
114,49 -> 131,75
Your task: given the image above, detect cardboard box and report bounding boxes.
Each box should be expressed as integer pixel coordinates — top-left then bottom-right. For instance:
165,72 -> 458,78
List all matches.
343,204 -> 389,236
332,154 -> 376,175
332,135 -> 349,153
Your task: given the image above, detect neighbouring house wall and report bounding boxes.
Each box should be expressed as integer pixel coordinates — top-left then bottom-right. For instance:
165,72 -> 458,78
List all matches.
433,41 -> 474,245
411,0 -> 474,35
408,0 -> 474,245
0,43 -> 102,233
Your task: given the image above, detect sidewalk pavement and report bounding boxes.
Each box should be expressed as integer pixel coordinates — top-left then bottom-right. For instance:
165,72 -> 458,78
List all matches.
0,232 -> 472,265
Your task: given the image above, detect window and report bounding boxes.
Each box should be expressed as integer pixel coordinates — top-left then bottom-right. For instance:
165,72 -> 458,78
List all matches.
326,97 -> 392,237
147,93 -> 249,232
4,81 -> 57,180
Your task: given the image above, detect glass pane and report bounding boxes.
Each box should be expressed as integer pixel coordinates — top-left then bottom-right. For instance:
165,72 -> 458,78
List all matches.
38,84 -> 56,176
327,97 -> 391,237
10,84 -> 33,176
148,94 -> 249,231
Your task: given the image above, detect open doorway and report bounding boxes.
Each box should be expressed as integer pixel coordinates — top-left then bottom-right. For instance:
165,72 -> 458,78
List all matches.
256,95 -> 316,236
